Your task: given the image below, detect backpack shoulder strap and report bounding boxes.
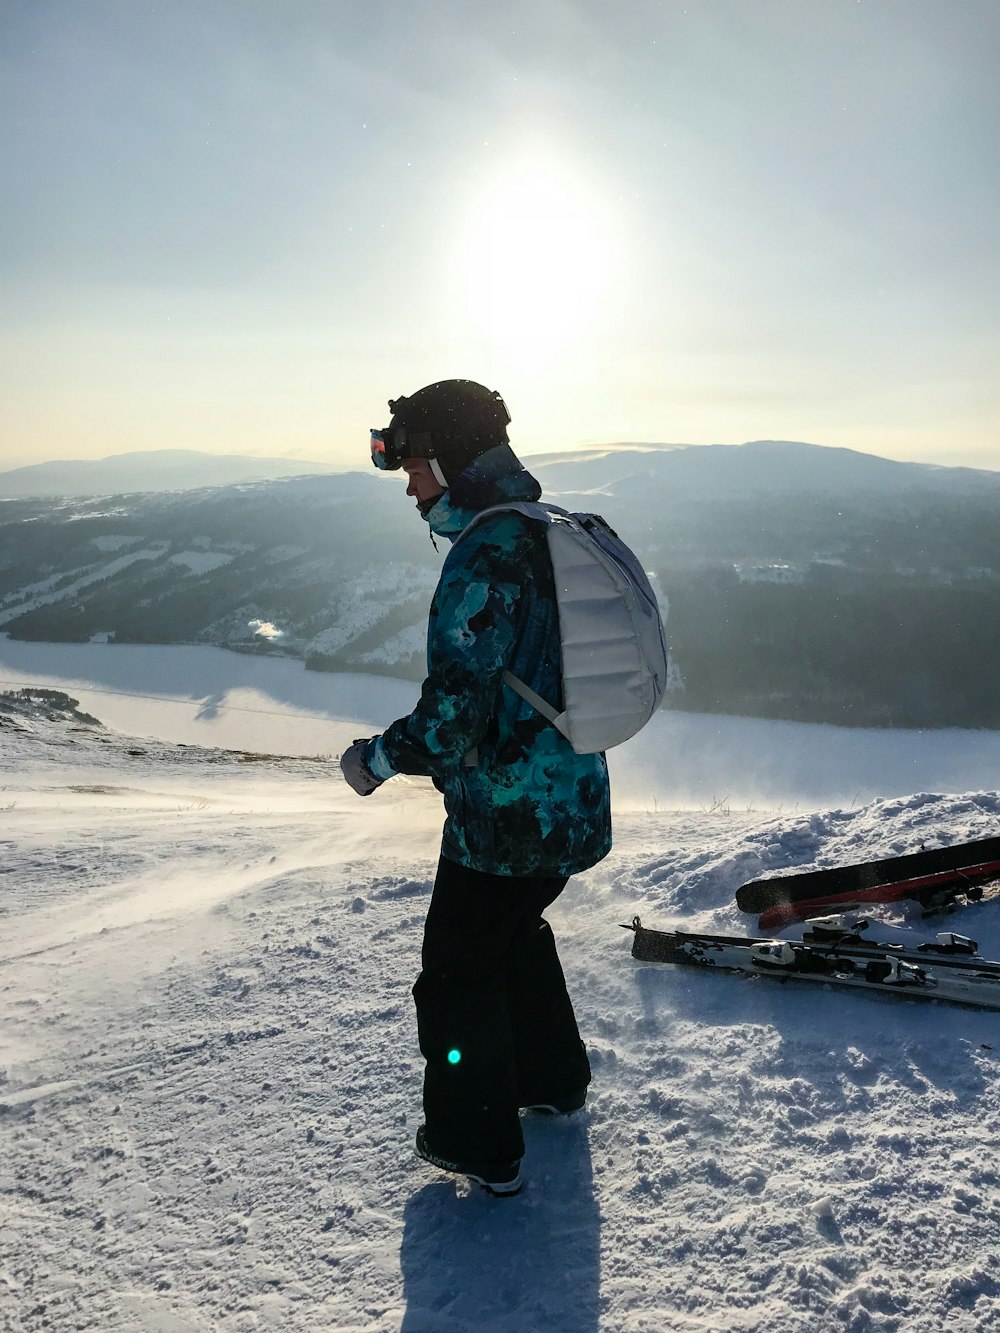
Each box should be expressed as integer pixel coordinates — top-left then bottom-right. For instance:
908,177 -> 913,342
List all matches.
501,670 -> 564,728
453,500 -> 564,544
452,500 -> 571,740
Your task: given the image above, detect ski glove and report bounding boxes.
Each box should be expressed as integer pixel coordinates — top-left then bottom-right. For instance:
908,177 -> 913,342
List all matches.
340,737 -> 384,797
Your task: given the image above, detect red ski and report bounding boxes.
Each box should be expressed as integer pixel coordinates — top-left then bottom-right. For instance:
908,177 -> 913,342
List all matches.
736,835 -> 1000,929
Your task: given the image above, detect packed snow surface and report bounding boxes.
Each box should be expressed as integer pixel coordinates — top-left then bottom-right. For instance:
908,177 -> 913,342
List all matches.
1,663 -> 999,1332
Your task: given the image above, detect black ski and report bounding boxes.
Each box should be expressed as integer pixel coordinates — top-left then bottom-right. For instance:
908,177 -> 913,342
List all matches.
624,917 -> 1000,1011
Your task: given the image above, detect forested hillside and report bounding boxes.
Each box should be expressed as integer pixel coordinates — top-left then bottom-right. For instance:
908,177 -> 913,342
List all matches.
2,441 -> 999,728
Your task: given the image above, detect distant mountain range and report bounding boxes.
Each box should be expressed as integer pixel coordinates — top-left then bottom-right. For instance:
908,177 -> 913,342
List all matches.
2,439 -> 999,728
1,439 -> 998,500
0,449 -> 342,498
525,439 -> 1000,500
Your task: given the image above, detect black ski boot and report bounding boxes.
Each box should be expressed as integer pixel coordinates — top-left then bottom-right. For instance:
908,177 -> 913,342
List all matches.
414,1126 -> 523,1197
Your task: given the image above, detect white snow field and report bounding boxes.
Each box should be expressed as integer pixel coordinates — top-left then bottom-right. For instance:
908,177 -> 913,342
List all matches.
2,655 -> 999,1332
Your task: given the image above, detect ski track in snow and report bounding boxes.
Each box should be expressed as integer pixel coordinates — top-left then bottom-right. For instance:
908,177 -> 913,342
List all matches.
2,702 -> 999,1331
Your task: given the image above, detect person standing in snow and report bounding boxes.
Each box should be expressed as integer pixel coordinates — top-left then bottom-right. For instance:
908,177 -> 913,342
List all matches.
340,379 -> 611,1196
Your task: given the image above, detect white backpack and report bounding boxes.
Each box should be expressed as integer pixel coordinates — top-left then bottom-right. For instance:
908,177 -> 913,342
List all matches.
457,502 -> 669,753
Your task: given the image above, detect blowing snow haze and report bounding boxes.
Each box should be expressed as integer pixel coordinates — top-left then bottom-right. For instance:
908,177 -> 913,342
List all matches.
2,439 -> 1000,731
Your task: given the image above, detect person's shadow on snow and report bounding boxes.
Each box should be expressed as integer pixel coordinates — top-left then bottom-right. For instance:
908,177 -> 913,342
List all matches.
399,1116 -> 600,1331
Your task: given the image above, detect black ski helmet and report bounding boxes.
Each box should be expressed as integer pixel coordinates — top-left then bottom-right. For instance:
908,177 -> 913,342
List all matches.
375,379 -> 511,483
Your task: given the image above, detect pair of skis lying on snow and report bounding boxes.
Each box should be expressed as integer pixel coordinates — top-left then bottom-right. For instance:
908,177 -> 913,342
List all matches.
626,835 -> 1000,1011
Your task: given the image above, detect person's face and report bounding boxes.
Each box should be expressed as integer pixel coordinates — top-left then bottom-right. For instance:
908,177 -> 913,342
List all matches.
403,457 -> 445,505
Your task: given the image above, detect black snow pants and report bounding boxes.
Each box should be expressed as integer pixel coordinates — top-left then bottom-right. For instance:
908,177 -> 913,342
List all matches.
413,855 -> 591,1165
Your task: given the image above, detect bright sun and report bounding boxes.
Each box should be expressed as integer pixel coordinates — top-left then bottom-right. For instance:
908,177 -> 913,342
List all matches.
450,152 -> 619,362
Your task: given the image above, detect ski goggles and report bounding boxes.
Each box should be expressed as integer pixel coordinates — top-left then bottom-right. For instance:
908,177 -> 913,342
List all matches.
370,426 -> 435,471
370,427 -> 405,471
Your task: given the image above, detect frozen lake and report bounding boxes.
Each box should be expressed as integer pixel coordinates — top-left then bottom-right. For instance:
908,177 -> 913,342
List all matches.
2,637 -> 1000,809
0,637 -> 414,757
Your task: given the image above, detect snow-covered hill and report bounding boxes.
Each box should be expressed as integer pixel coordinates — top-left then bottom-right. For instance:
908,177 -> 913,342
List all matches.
2,680 -> 998,1331
0,472 -> 435,680
523,439 -> 1000,502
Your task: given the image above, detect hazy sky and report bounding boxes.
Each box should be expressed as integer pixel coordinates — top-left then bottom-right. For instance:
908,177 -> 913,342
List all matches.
2,0 -> 999,471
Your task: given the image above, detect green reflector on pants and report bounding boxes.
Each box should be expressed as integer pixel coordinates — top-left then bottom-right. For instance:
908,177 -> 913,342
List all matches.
447,1048 -> 462,1065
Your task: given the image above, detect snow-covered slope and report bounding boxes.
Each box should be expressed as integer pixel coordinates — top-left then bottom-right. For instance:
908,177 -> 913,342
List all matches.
2,685 -> 998,1331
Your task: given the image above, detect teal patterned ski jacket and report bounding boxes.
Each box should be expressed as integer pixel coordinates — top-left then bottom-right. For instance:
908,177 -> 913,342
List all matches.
366,445 -> 612,878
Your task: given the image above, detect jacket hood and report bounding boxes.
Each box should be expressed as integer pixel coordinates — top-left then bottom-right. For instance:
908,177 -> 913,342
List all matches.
425,443 -> 542,540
